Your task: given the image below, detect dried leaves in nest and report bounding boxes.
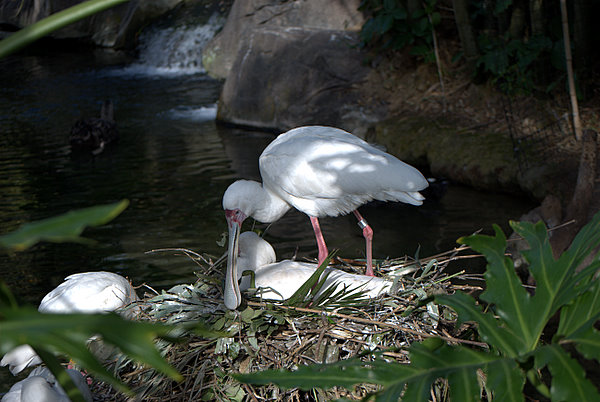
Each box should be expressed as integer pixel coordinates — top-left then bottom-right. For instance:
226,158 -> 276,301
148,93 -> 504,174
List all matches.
93,246 -> 483,401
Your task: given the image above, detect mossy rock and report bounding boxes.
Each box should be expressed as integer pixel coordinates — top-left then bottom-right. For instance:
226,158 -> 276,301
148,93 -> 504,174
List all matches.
372,116 -> 575,200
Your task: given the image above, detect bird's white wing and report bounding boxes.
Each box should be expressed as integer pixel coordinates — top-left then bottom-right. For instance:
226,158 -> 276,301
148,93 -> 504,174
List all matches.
0,345 -> 42,375
260,127 -> 428,216
39,272 -> 137,314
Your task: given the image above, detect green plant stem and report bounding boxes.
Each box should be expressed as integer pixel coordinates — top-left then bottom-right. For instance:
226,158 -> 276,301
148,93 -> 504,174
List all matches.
526,368 -> 551,399
0,0 -> 129,59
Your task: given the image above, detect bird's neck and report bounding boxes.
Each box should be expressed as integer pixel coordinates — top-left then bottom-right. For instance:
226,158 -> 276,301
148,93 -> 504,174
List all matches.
252,184 -> 291,223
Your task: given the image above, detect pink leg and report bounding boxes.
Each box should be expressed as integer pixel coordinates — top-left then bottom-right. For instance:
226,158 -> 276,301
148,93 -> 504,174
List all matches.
309,216 -> 329,266
353,210 -> 374,276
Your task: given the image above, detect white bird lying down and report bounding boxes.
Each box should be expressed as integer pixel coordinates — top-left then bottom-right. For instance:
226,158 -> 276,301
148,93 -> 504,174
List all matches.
1,271 -> 139,376
1,366 -> 93,402
235,231 -> 392,302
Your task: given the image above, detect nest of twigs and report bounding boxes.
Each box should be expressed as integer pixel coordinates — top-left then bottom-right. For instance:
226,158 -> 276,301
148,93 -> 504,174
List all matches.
93,244 -> 484,401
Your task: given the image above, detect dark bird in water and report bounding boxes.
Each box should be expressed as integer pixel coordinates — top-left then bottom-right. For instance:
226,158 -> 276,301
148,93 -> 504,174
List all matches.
70,100 -> 118,155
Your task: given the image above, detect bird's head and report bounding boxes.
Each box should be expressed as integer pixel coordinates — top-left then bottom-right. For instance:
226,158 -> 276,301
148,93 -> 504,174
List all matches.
223,180 -> 259,310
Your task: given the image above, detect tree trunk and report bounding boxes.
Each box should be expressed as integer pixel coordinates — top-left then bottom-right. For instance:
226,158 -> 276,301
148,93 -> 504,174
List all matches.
508,0 -> 526,39
573,0 -> 592,71
550,130 -> 597,257
529,0 -> 544,36
560,0 -> 583,141
453,0 -> 479,72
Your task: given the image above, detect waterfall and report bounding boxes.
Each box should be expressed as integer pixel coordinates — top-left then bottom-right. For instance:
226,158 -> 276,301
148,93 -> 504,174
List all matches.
116,13 -> 225,77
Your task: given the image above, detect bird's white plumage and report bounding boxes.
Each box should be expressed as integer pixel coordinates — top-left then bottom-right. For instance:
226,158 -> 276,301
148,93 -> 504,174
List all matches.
0,346 -> 41,377
259,126 -> 428,217
223,126 -> 428,220
39,272 -> 138,314
1,271 -> 138,375
237,232 -> 391,300
1,366 -> 92,402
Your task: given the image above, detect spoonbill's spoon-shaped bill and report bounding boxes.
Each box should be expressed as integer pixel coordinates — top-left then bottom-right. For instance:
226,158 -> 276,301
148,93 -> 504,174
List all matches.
222,125 -> 427,308
225,231 -> 392,309
0,271 -> 139,375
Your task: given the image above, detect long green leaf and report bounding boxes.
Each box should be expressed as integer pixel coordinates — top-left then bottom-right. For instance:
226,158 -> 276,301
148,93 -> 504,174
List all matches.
284,252 -> 333,307
235,357 -> 413,390
459,225 -> 537,352
447,367 -> 480,402
550,212 -> 600,310
565,326 -> 600,362
535,345 -> 600,401
0,200 -> 129,250
436,292 -> 524,356
557,281 -> 600,339
485,358 -> 525,402
401,374 -> 435,401
0,0 -> 129,59
515,217 -> 599,331
34,346 -> 90,402
0,306 -> 182,392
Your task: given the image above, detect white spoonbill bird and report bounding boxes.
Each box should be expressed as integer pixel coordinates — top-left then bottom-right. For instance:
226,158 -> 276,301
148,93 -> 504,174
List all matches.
233,231 -> 391,303
223,126 -> 427,309
1,366 -> 92,402
1,271 -> 139,375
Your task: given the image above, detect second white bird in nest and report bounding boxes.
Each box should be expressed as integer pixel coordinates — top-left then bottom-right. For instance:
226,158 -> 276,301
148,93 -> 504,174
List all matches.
0,271 -> 139,376
232,231 -> 392,303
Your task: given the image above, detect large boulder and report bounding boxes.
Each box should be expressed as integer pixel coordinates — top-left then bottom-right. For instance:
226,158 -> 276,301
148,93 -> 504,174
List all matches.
216,26 -> 383,134
202,0 -> 365,80
0,0 -> 184,48
210,0 -> 379,133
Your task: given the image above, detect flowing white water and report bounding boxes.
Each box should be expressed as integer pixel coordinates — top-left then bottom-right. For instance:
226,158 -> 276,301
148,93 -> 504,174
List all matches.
114,13 -> 225,77
162,104 -> 218,121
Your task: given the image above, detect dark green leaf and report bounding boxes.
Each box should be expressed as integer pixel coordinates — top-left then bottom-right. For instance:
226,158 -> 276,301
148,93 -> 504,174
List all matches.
485,358 -> 525,402
535,345 -> 600,401
235,357 -> 412,390
0,200 -> 129,251
34,347 -> 90,402
460,224 -> 538,352
402,374 -> 434,401
557,281 -> 600,340
0,306 -> 182,392
436,292 -> 524,356
285,252 -> 334,307
447,367 -> 480,402
567,326 -> 600,362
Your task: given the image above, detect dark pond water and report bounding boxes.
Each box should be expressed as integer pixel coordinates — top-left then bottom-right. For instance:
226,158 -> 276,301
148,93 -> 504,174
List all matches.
0,13 -> 536,390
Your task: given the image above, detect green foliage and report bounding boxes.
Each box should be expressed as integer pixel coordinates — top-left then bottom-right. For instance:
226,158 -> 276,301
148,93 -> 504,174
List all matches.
476,34 -> 554,94
235,212 -> 600,400
0,200 -> 129,251
359,0 -> 440,62
0,294 -> 183,397
0,0 -> 129,59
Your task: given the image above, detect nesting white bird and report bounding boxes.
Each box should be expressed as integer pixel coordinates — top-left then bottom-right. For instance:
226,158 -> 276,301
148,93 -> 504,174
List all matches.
223,125 -> 427,309
1,366 -> 92,402
1,271 -> 139,375
228,231 -> 391,305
